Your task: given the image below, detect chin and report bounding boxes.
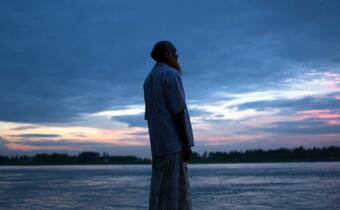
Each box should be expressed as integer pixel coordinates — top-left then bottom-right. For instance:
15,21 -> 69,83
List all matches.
166,59 -> 181,73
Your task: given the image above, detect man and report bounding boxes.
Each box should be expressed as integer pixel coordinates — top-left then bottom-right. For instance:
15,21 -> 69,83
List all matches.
143,40 -> 195,210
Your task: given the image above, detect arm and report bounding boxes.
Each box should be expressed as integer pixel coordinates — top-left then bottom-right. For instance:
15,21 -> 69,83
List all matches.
173,109 -> 192,162
164,70 -> 192,161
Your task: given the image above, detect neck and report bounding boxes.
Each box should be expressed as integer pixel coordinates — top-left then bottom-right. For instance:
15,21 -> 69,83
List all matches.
164,59 -> 182,75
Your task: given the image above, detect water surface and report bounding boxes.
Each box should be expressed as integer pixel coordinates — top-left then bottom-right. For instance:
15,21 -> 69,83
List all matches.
0,162 -> 339,210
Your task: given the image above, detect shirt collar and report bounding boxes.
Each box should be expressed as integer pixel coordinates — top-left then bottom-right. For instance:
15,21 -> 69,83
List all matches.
154,62 -> 166,67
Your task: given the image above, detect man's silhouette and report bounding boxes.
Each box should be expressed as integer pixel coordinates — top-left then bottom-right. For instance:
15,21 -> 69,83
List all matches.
143,40 -> 195,210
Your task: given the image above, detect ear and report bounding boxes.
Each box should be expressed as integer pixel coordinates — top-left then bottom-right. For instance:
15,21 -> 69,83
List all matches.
164,52 -> 171,59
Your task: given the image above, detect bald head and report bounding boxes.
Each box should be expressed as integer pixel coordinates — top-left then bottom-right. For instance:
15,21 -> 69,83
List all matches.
151,41 -> 176,62
150,40 -> 181,73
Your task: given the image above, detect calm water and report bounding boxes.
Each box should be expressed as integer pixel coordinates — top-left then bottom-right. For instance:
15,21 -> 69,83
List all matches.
0,162 -> 339,210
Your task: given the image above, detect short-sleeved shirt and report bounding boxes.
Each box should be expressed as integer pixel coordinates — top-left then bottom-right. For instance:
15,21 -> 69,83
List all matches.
143,62 -> 195,156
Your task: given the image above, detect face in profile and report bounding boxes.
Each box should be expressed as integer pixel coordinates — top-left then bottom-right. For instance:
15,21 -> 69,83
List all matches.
163,44 -> 181,73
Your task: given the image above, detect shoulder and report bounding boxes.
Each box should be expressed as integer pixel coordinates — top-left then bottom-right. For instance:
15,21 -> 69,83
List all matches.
143,73 -> 151,87
154,62 -> 180,77
163,66 -> 181,80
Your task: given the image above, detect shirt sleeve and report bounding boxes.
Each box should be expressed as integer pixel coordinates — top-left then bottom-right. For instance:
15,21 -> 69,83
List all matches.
143,83 -> 148,120
164,70 -> 186,116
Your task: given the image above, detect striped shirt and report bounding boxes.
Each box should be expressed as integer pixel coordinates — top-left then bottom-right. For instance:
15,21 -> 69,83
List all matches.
143,62 -> 195,156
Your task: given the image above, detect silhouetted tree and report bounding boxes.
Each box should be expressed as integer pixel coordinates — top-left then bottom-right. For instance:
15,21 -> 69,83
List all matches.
1,146 -> 339,165
78,151 -> 100,162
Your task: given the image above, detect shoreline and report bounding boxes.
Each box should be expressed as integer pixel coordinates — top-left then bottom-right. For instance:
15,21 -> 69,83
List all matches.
1,159 -> 340,166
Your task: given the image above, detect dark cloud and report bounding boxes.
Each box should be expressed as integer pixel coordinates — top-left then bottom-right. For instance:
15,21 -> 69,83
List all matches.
10,125 -> 42,131
9,133 -> 60,138
1,0 -> 339,123
235,94 -> 340,112
187,107 -> 212,117
112,114 -> 147,128
68,132 -> 87,138
11,139 -> 110,147
260,118 -> 340,135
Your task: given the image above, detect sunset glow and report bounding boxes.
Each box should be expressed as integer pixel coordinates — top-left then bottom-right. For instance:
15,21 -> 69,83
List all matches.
1,1 -> 339,157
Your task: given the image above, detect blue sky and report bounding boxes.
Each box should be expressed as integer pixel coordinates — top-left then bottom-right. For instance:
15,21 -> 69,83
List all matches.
0,0 -> 339,158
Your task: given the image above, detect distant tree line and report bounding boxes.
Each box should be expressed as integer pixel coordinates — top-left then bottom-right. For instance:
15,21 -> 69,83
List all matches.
190,145 -> 340,163
0,151 -> 151,165
0,146 -> 339,165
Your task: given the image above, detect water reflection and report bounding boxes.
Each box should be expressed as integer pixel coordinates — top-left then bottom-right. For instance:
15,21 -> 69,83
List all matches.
0,162 -> 339,210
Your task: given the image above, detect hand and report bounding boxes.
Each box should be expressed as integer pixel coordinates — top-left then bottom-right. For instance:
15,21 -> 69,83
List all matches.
182,145 -> 192,162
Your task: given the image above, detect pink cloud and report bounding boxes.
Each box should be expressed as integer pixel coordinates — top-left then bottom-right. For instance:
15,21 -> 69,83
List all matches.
268,133 -> 340,146
298,109 -> 340,125
5,143 -> 80,151
195,133 -> 269,145
299,109 -> 340,118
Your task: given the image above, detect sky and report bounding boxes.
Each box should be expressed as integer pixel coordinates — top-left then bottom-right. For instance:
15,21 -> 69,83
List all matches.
1,0 -> 339,158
